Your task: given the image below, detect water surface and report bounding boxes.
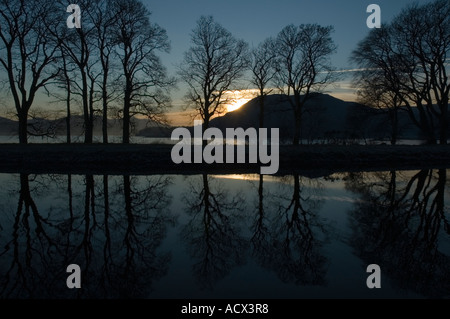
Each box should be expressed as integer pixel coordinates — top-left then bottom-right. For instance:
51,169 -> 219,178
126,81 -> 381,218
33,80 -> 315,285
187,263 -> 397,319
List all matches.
0,170 -> 449,299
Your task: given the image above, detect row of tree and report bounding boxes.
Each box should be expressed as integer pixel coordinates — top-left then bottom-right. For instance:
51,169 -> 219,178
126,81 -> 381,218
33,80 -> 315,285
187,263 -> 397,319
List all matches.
0,0 -> 174,144
352,0 -> 450,145
0,0 -> 448,145
180,16 -> 337,146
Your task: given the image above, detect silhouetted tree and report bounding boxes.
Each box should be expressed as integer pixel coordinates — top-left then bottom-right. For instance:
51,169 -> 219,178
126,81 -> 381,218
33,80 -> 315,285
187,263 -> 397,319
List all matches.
112,0 -> 174,144
352,44 -> 404,145
179,16 -> 250,135
57,50 -> 75,143
250,38 -> 277,129
0,0 -> 60,144
48,0 -> 102,144
274,24 -> 337,145
351,0 -> 450,144
89,0 -> 119,143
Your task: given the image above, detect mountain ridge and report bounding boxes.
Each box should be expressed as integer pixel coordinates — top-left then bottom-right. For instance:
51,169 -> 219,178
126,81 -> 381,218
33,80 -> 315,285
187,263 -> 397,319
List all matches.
140,93 -> 422,142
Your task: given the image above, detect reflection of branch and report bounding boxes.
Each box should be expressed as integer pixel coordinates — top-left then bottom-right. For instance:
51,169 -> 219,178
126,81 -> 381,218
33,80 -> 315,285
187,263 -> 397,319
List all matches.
255,174 -> 329,286
182,174 -> 247,290
0,174 -> 63,298
250,175 -> 271,259
110,175 -> 173,297
347,169 -> 450,298
277,175 -> 327,285
0,173 -> 174,298
102,175 -> 113,280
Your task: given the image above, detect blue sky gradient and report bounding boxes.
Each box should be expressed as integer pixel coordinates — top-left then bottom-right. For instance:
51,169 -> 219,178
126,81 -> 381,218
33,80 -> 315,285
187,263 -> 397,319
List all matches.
147,0 -> 430,73
141,0 -> 433,115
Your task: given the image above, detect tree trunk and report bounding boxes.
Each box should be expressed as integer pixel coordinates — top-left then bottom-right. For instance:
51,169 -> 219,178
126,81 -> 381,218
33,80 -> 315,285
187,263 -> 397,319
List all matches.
66,92 -> 71,144
122,62 -> 133,144
293,111 -> 302,146
292,93 -> 303,146
18,112 -> 28,144
417,106 -> 436,144
89,77 -> 95,143
123,102 -> 130,144
390,108 -> 398,145
82,71 -> 93,144
259,93 -> 265,129
439,100 -> 448,145
63,56 -> 71,144
102,73 -> 109,144
202,115 -> 210,148
102,95 -> 108,144
123,86 -> 131,144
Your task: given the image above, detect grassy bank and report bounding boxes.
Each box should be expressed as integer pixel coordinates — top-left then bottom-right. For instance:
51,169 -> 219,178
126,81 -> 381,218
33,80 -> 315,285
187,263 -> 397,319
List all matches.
0,143 -> 449,176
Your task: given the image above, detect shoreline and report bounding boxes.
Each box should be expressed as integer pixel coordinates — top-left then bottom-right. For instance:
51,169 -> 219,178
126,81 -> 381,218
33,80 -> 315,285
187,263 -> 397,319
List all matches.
0,143 -> 449,176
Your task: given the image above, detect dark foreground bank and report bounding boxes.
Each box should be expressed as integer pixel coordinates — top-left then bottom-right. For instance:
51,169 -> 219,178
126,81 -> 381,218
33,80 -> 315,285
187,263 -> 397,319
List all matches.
0,143 -> 449,176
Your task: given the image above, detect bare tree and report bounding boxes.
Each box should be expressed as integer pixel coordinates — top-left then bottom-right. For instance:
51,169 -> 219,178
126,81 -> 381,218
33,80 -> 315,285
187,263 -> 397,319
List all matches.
357,80 -> 402,145
0,0 -> 60,144
112,0 -> 174,144
47,0 -> 100,144
392,0 -> 450,144
59,50 -> 75,143
178,16 -> 250,134
274,24 -> 337,145
351,0 -> 450,145
250,37 -> 277,129
88,0 -> 119,144
351,27 -> 406,145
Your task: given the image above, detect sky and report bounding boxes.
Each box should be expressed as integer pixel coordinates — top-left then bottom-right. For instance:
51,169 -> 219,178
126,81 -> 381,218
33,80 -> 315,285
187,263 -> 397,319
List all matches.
142,0 -> 432,124
0,0 -> 435,125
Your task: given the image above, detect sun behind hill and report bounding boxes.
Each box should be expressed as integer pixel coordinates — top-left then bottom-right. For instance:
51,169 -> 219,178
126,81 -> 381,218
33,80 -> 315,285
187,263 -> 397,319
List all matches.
227,97 -> 252,112
225,90 -> 254,113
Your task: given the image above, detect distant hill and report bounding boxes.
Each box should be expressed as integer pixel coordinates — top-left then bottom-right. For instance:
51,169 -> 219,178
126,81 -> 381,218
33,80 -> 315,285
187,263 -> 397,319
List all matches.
0,117 -> 18,135
2,94 -> 445,143
155,93 -> 424,143
0,115 -> 161,137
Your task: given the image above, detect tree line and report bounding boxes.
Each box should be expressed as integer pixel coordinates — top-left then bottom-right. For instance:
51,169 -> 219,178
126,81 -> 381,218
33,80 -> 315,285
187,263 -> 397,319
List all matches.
0,0 -> 448,145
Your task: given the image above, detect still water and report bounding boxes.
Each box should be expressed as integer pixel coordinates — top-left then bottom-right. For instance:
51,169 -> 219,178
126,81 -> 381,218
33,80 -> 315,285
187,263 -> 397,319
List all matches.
0,170 -> 449,299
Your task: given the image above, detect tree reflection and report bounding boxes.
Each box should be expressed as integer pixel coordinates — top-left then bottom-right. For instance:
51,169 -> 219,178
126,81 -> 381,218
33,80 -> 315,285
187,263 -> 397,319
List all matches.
0,174 -> 65,298
181,174 -> 248,290
347,169 -> 450,298
266,174 -> 329,286
0,173 -> 174,298
250,175 -> 272,267
107,175 -> 174,298
71,174 -> 174,298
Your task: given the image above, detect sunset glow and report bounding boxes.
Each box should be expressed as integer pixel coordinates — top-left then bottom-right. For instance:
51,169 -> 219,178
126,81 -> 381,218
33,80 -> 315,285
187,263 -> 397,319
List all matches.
225,90 -> 255,113
226,98 -> 251,112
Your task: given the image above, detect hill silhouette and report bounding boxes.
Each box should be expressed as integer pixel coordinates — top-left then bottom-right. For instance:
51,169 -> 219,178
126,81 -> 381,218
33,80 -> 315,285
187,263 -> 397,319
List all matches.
0,115 -> 163,138
0,93 -> 430,142
149,93 -> 421,143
